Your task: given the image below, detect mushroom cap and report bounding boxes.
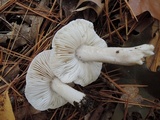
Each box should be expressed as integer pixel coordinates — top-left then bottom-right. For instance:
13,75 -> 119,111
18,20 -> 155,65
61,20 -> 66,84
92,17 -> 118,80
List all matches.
51,19 -> 107,86
25,50 -> 67,111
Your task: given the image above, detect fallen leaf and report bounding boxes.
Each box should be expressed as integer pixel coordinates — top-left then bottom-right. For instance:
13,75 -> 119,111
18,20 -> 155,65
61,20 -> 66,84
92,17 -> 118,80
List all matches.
56,0 -> 104,21
0,91 -> 15,120
7,22 -> 30,49
146,21 -> 160,72
20,14 -> 43,45
1,0 -> 48,49
121,86 -> 143,108
23,0 -> 48,42
128,0 -> 160,20
76,0 -> 104,11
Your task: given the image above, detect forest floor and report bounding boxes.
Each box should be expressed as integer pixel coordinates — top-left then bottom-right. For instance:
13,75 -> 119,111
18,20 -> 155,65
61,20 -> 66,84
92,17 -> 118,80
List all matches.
0,0 -> 160,120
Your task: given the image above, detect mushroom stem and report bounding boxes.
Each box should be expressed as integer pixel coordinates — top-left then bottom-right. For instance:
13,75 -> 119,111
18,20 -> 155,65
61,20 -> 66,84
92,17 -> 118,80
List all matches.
51,78 -> 86,105
76,44 -> 154,65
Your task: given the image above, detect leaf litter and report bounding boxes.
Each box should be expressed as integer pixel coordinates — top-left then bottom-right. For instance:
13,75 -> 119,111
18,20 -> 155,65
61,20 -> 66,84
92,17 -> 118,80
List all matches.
0,90 -> 15,120
1,0 -> 160,120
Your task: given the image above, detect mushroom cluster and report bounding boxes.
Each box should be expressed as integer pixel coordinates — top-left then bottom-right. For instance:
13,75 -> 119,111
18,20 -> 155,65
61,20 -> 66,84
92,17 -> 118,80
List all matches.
25,19 -> 154,111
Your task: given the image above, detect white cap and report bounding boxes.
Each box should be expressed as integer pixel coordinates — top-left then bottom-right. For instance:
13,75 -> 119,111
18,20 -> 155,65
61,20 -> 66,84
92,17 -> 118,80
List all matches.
51,19 -> 107,86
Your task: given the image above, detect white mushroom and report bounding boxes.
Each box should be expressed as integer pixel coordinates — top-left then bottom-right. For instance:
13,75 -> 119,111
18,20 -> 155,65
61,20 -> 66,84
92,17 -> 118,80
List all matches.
25,50 -> 88,111
51,19 -> 154,86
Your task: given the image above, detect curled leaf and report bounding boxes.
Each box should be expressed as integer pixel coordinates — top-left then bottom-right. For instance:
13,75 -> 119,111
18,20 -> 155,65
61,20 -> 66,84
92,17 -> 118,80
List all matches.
75,0 -> 104,21
76,0 -> 104,15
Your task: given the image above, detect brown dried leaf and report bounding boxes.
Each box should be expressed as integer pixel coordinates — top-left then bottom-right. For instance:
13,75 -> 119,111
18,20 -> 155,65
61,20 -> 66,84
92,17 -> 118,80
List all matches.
128,0 -> 160,20
121,86 -> 143,107
23,15 -> 43,42
0,91 -> 15,120
146,20 -> 160,71
24,0 -> 48,41
5,0 -> 48,49
15,1 -> 47,47
7,23 -> 30,49
146,31 -> 160,72
3,65 -> 20,82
